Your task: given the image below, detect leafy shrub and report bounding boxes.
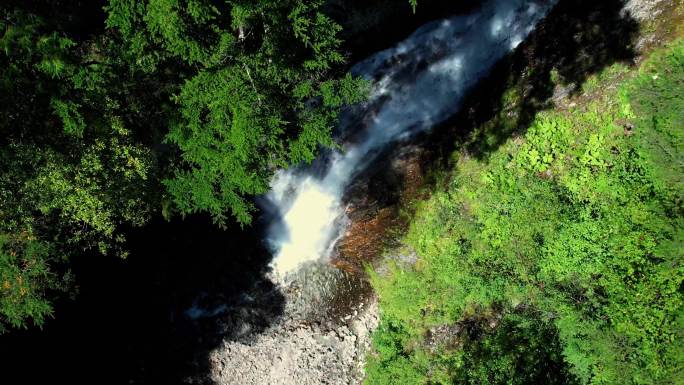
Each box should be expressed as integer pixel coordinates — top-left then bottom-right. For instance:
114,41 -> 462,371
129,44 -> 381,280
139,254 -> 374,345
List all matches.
368,40 -> 684,385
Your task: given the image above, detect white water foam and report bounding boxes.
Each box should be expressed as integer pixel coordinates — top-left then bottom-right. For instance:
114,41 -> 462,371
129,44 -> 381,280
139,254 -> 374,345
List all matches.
264,0 -> 557,278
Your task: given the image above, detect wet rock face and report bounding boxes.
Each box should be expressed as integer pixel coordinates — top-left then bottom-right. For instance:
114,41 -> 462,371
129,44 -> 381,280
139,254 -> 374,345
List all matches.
275,263 -> 373,326
337,143 -> 427,266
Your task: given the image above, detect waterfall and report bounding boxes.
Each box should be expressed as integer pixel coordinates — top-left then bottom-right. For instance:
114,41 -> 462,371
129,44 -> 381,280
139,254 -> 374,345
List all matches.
264,0 -> 557,278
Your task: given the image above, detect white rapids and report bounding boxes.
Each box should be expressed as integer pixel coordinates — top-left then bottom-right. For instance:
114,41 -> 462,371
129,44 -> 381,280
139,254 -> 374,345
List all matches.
264,0 -> 557,278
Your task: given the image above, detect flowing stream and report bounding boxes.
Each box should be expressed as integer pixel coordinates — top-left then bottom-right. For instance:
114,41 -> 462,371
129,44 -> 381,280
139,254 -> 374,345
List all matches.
265,0 -> 558,279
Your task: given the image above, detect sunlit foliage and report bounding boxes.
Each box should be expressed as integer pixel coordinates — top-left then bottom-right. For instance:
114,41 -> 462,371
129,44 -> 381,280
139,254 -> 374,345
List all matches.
105,0 -> 367,226
368,41 -> 684,385
0,0 -> 364,330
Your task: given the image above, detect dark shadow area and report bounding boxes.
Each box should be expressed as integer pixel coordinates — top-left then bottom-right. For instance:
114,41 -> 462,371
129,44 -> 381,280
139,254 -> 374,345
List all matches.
330,0 -> 483,62
1,1 -> 285,383
0,215 -> 284,385
3,0 -> 108,38
455,309 -> 579,385
422,0 -> 640,165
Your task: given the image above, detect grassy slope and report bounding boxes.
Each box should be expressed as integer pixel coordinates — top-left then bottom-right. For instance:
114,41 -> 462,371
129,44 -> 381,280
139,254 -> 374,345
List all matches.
366,33 -> 683,385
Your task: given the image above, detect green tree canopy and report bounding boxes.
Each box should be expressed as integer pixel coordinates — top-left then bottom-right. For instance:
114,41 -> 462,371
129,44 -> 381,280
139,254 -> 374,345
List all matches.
105,0 -> 366,226
0,0 -> 365,330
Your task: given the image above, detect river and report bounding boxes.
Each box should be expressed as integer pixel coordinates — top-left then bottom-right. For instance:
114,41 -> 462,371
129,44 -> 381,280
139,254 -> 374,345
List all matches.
264,0 -> 556,278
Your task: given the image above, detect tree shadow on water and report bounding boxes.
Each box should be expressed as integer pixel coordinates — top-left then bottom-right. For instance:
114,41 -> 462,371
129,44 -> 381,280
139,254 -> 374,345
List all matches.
425,0 -> 640,164
0,214 -> 284,385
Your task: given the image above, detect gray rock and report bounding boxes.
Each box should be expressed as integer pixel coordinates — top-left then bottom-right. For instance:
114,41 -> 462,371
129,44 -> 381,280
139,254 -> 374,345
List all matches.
204,263 -> 379,385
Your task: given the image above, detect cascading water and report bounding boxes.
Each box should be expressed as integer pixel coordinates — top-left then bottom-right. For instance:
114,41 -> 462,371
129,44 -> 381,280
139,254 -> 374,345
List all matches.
265,0 -> 557,278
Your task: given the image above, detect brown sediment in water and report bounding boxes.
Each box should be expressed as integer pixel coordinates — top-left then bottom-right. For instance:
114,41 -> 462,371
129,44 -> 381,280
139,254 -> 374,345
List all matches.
337,207 -> 396,267
334,147 -> 428,270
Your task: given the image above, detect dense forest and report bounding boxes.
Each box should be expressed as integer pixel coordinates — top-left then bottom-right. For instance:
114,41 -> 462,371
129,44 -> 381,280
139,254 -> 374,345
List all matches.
0,0 -> 375,332
1,1 -> 682,385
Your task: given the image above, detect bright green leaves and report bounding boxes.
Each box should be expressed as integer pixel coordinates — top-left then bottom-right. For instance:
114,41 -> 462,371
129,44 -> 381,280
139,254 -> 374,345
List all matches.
579,133 -> 607,169
164,64 -> 367,226
50,99 -> 85,137
104,0 -> 367,225
106,0 -> 221,70
626,40 -> 684,194
164,67 -> 269,226
288,74 -> 368,164
0,11 -> 75,80
127,0 -> 369,225
186,0 -> 218,23
289,0 -> 344,71
229,4 -> 250,33
34,32 -> 75,78
105,0 -> 160,71
0,234 -> 65,332
20,138 -> 152,255
365,317 -> 428,385
144,0 -> 215,64
409,0 -> 418,14
516,114 -> 572,173
368,41 -> 684,385
105,0 -> 146,37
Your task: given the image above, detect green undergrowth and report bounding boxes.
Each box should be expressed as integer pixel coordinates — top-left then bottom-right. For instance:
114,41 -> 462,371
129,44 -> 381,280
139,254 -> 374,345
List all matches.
366,40 -> 684,385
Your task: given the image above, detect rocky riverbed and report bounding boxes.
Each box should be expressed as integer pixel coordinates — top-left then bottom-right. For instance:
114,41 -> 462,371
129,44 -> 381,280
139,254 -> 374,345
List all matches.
199,263 -> 377,385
